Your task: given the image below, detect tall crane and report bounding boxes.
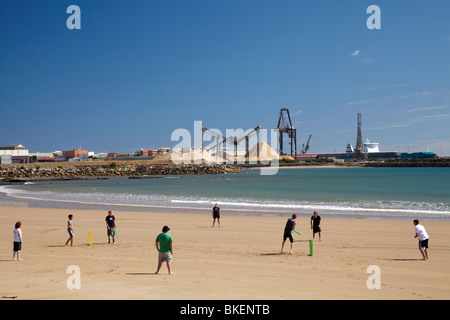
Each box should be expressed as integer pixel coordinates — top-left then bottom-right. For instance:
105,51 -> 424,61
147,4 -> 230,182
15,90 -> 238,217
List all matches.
276,108 -> 297,158
354,113 -> 367,159
302,134 -> 312,154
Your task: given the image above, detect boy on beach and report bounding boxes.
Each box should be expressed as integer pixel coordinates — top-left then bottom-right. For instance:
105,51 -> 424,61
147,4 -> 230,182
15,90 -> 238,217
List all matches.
155,225 -> 174,275
281,214 -> 297,255
413,219 -> 429,260
13,221 -> 23,261
311,211 -> 322,241
65,214 -> 74,246
212,203 -> 221,228
105,210 -> 116,244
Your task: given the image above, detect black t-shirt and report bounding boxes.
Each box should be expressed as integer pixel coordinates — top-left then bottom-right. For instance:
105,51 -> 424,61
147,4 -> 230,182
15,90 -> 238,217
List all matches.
106,215 -> 115,228
311,215 -> 321,226
212,207 -> 220,215
284,218 -> 296,234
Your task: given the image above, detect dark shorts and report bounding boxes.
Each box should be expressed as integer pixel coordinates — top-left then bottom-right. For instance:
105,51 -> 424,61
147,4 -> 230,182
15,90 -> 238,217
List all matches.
313,226 -> 321,233
107,227 -> 116,236
283,232 -> 294,243
13,241 -> 22,253
213,213 -> 220,219
67,228 -> 74,238
419,239 -> 429,250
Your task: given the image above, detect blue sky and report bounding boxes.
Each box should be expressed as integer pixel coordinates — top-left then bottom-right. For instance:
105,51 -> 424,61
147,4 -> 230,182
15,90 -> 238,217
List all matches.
1,0 -> 449,155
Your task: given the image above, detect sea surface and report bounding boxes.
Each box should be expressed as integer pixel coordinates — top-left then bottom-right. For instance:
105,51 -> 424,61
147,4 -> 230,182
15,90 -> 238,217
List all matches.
0,167 -> 449,220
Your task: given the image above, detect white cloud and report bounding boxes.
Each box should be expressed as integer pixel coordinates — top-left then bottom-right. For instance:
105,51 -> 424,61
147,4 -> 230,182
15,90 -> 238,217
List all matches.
410,114 -> 450,122
401,105 -> 448,113
350,49 -> 372,64
347,91 -> 433,107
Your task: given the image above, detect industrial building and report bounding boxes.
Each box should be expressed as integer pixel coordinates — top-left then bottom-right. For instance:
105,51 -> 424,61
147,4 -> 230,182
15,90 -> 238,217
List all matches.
0,145 -> 29,164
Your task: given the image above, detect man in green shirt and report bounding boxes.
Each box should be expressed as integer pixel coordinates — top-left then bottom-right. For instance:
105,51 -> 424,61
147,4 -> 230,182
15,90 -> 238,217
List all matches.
155,225 -> 174,275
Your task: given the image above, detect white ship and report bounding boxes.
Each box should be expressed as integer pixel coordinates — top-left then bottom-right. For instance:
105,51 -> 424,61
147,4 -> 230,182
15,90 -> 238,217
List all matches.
364,138 -> 380,153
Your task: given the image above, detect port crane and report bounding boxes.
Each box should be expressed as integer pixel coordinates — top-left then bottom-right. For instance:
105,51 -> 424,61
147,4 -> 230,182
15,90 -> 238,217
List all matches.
301,134 -> 312,154
276,108 -> 297,158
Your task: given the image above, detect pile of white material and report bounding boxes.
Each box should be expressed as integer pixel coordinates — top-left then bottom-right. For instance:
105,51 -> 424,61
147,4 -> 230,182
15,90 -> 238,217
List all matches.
165,142 -> 279,165
247,141 -> 279,163
168,149 -> 223,164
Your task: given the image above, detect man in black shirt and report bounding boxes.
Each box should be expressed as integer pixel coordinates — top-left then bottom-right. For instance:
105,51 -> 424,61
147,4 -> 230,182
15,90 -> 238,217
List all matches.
106,210 -> 117,244
310,211 -> 322,241
212,203 -> 221,228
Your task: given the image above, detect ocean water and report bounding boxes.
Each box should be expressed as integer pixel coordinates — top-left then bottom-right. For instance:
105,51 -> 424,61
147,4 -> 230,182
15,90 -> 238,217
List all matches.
0,167 -> 449,219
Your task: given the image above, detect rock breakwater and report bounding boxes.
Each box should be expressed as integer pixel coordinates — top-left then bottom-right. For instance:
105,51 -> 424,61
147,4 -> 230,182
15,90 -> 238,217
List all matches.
0,163 -> 239,181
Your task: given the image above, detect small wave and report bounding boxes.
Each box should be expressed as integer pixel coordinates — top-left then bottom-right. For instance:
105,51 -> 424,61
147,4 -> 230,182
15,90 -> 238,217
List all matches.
0,185 -> 449,218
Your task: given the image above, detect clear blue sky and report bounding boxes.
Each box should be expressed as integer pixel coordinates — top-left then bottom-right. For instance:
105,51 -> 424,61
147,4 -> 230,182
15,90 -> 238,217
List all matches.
1,0 -> 449,155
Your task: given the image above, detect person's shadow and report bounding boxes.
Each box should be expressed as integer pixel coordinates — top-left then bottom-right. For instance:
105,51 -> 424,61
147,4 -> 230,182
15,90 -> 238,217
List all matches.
385,258 -> 424,261
126,273 -> 158,275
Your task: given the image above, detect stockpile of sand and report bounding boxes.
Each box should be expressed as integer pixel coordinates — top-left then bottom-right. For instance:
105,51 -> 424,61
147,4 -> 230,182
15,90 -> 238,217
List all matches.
157,150 -> 224,164
152,142 -> 280,165
247,141 -> 279,163
280,155 -> 296,161
148,153 -> 174,165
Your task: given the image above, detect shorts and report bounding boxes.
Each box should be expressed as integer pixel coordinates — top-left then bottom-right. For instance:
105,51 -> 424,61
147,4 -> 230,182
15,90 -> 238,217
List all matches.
158,252 -> 172,263
107,227 -> 116,236
283,232 -> 294,243
419,239 -> 429,250
313,226 -> 321,233
13,241 -> 22,253
213,213 -> 220,219
67,228 -> 74,238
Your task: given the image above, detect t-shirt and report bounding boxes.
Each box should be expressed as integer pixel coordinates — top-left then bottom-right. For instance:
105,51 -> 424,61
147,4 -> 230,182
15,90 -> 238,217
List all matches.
284,218 -> 296,234
106,215 -> 115,228
213,207 -> 220,215
156,232 -> 173,253
415,224 -> 429,241
13,228 -> 22,242
311,215 -> 321,227
68,220 -> 73,230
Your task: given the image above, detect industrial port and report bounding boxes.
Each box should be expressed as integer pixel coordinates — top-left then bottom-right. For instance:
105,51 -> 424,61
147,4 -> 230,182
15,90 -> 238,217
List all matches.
0,108 -> 442,166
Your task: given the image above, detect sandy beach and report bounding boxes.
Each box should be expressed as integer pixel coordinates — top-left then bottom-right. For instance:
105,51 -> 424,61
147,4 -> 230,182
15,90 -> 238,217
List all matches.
1,205 -> 450,300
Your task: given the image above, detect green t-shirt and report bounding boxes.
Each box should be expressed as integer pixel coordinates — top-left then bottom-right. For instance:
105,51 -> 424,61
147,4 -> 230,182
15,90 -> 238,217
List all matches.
156,232 -> 173,252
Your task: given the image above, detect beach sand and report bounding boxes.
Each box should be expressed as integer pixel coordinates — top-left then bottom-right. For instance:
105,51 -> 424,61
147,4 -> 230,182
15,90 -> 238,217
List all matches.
1,205 -> 449,300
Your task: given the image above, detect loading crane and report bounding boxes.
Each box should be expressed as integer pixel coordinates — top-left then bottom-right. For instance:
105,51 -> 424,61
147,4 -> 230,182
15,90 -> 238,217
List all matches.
202,125 -> 262,161
301,134 -> 312,154
276,108 -> 297,158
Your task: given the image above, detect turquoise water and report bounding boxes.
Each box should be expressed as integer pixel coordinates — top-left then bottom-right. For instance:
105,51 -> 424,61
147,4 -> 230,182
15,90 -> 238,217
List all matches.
1,167 -> 449,219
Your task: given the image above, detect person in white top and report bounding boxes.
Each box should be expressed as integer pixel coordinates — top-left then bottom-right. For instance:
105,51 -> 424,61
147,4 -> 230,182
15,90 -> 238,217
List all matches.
13,221 -> 23,261
413,219 -> 429,260
65,214 -> 74,246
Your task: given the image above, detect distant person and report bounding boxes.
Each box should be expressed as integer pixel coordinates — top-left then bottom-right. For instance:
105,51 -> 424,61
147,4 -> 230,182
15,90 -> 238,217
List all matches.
155,225 -> 174,275
105,210 -> 116,244
65,214 -> 74,246
13,221 -> 23,261
413,219 -> 429,260
310,211 -> 322,241
212,203 -> 221,228
281,214 -> 297,255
